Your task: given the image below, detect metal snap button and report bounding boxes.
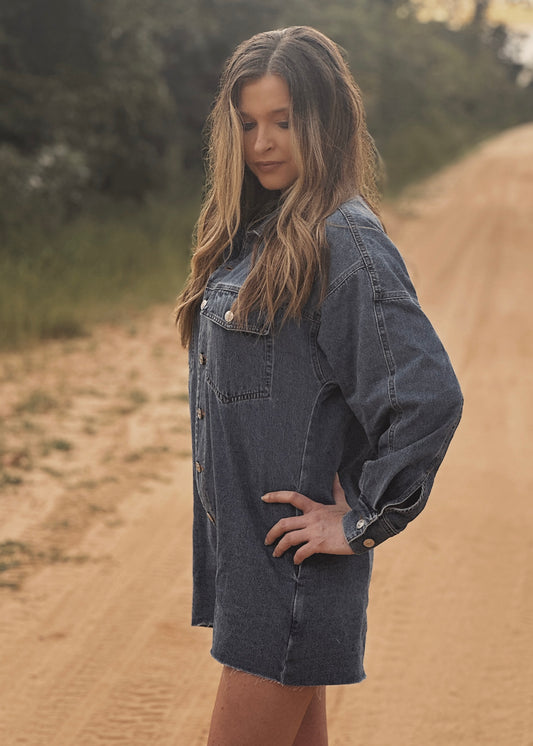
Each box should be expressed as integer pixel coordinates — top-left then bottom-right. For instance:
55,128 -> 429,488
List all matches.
224,310 -> 234,323
195,461 -> 203,473
201,299 -> 208,309
197,408 -> 205,419
199,353 -> 206,365
356,519 -> 365,530
363,538 -> 375,548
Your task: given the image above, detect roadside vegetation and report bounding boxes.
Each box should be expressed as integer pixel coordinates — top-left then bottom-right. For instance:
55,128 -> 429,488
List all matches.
1,0 -> 532,349
0,194 -> 196,348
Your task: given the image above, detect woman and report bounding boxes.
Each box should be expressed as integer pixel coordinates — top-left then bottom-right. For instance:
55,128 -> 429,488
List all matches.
175,26 -> 463,746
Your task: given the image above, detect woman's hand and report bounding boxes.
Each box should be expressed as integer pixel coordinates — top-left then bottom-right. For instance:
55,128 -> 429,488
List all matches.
262,474 -> 354,564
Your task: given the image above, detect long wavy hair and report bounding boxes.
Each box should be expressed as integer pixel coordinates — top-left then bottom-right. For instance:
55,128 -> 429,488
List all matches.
175,26 -> 381,347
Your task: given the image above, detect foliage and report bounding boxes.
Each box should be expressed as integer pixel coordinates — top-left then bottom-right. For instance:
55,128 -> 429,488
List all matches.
1,0 -> 531,205
0,0 -> 175,201
0,0 -> 532,347
0,195 -> 197,349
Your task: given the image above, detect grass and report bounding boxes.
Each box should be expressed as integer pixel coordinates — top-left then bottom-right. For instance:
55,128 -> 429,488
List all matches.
123,444 -> 170,463
159,391 -> 189,402
0,194 -> 197,350
0,471 -> 24,487
0,541 -> 33,573
42,438 -> 73,454
99,387 -> 151,417
15,390 -> 60,415
0,540 -> 91,590
127,388 -> 149,407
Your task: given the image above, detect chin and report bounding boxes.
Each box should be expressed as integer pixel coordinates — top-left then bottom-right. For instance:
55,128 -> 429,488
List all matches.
256,175 -> 296,192
260,181 -> 288,191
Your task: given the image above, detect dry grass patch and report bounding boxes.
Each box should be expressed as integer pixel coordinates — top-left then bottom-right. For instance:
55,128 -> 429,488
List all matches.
15,389 -> 61,415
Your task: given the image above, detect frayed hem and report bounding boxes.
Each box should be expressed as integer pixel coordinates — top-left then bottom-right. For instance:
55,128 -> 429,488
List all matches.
209,648 -> 367,687
210,652 -> 309,688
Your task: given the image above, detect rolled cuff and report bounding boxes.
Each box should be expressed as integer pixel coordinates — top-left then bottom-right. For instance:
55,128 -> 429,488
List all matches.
342,483 -> 427,555
343,510 -> 394,554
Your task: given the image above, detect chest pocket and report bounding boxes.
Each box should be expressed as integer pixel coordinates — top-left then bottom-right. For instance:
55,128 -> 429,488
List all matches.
200,287 -> 273,404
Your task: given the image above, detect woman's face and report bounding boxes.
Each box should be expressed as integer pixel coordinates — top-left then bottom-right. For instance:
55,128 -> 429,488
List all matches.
238,74 -> 299,192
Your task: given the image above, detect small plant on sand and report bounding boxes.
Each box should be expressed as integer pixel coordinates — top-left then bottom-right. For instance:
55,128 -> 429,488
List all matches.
0,471 -> 24,488
111,388 -> 150,415
42,438 -> 73,455
0,540 -> 91,590
160,391 -> 188,403
15,390 -> 60,415
40,465 -> 64,478
124,444 -> 170,463
0,541 -> 32,569
0,541 -> 33,588
128,388 -> 149,406
1,447 -> 32,471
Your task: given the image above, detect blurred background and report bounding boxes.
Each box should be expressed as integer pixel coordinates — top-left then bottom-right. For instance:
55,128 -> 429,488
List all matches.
1,0 -> 532,348
1,4 -> 532,744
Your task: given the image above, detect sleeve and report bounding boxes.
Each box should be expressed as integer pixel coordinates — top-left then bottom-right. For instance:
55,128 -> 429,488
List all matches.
316,224 -> 463,555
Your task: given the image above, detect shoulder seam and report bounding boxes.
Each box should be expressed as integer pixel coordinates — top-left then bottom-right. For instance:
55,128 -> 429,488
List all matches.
338,205 -> 382,299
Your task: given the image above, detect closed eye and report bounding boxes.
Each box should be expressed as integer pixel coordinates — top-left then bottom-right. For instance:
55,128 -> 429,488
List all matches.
241,121 -> 290,132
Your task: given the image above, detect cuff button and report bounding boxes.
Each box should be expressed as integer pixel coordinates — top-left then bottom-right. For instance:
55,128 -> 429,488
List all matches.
363,538 -> 376,548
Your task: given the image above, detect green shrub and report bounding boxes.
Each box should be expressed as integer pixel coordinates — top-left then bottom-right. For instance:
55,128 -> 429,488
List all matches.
0,196 -> 197,349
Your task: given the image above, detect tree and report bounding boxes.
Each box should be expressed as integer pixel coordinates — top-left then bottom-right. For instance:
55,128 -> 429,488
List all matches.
0,0 -> 176,200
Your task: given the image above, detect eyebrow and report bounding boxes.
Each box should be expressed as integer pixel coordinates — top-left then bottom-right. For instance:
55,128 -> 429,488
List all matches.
239,107 -> 290,117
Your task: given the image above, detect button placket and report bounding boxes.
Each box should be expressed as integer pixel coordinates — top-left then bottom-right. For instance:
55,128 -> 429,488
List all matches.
194,317 -> 212,522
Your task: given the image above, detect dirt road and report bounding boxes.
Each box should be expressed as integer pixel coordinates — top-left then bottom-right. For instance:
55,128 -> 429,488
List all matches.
0,123 -> 532,745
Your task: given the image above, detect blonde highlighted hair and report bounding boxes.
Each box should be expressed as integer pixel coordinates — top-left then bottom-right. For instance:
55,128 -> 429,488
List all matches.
175,26 -> 381,347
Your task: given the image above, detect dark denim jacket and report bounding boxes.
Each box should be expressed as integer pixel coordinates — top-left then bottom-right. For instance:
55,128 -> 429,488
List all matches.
189,196 -> 463,560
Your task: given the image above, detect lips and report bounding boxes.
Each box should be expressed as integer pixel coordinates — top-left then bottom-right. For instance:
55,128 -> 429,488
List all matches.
255,161 -> 284,170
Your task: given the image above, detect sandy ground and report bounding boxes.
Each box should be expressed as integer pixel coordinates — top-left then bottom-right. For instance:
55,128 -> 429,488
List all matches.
0,123 -> 532,745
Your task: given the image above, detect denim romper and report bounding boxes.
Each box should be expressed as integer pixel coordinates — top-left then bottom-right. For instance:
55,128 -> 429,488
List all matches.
188,197 -> 463,686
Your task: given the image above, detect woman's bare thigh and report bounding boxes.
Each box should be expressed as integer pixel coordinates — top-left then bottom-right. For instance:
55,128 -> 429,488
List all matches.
207,666 -> 323,746
293,687 -> 328,746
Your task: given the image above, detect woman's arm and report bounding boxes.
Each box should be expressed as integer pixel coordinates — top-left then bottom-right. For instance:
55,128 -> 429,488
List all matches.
318,221 -> 463,554
264,217 -> 463,560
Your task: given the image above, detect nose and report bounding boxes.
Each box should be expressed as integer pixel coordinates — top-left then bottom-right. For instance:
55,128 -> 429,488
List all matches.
254,124 -> 273,154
